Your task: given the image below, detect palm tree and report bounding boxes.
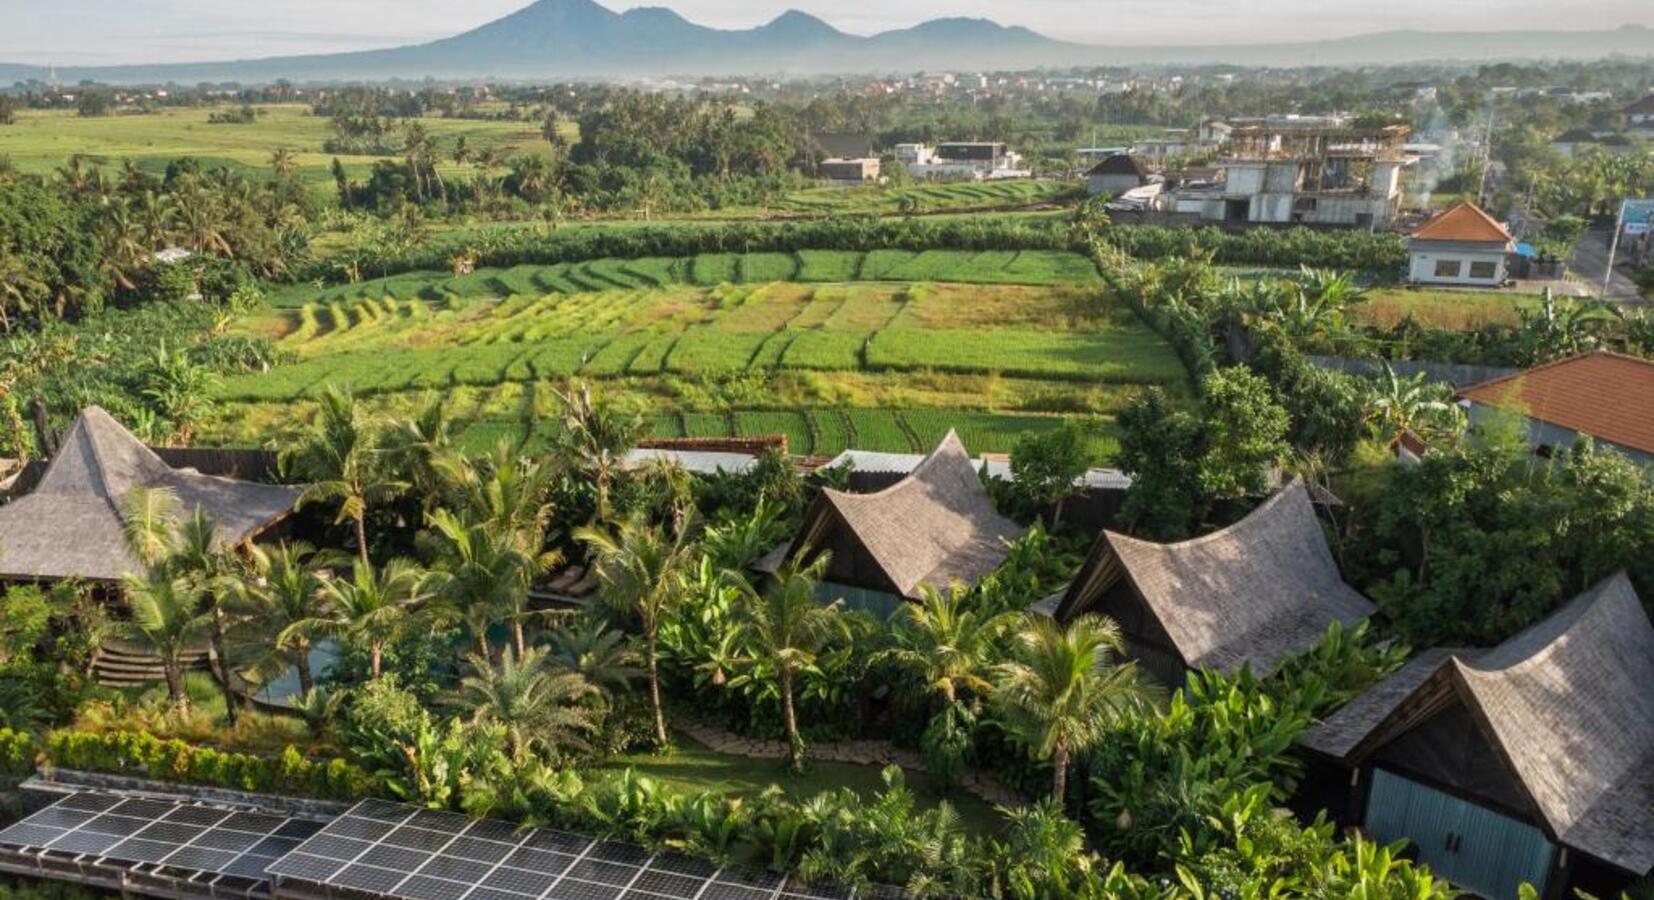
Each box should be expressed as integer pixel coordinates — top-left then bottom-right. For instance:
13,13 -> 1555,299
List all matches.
576,518 -> 695,747
541,616 -> 642,696
269,147 -> 299,179
878,584 -> 1011,708
383,396 -> 455,510
286,558 -> 427,679
121,489 -> 242,721
425,508 -> 555,659
994,614 -> 1159,802
452,647 -> 599,763
0,248 -> 46,333
727,557 -> 850,773
121,572 -> 213,710
279,385 -> 406,566
142,342 -> 220,445
232,542 -> 340,696
553,383 -> 646,521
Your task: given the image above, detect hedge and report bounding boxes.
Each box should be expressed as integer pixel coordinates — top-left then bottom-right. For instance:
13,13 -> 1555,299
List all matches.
1099,224 -> 1408,273
0,728 -> 36,777
299,217 -> 1079,285
44,730 -> 376,802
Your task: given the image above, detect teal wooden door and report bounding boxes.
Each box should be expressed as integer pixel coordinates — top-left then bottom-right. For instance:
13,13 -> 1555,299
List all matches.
1453,798 -> 1555,900
1365,769 -> 1554,899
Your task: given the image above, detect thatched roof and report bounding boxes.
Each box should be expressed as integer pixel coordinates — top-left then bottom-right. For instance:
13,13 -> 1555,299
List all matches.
1301,573 -> 1654,874
781,430 -> 1024,598
0,408 -> 301,583
1055,480 -> 1374,675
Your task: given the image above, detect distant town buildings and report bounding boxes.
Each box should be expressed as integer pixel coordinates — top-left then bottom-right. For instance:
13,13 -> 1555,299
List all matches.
898,141 -> 1027,180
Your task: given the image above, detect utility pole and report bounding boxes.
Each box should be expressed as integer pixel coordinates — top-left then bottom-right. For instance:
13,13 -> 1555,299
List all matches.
1474,103 -> 1496,206
1602,199 -> 1626,300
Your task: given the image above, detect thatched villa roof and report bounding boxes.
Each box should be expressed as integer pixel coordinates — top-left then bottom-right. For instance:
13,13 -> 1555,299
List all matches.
1054,479 -> 1374,675
0,407 -> 301,583
1301,573 -> 1654,874
776,430 -> 1024,598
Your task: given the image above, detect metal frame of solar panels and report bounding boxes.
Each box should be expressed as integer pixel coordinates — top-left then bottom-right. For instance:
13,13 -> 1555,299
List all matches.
268,799 -> 904,900
0,791 -> 326,900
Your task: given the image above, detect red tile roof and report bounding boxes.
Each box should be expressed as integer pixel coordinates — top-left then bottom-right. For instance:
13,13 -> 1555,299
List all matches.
1459,352 -> 1654,454
1410,201 -> 1514,244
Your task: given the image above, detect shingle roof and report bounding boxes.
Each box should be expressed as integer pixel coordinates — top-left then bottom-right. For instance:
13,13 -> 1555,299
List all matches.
1086,154 -> 1148,178
1458,351 -> 1654,455
1409,201 -> 1514,244
0,407 -> 301,582
1055,480 -> 1374,675
784,430 -> 1024,598
1300,574 -> 1654,874
1623,95 -> 1654,116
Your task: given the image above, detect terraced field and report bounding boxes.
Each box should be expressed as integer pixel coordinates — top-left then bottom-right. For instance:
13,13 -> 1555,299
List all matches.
213,249 -> 1184,462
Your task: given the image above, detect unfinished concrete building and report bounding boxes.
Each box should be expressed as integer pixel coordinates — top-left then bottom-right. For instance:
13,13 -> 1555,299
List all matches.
1160,120 -> 1410,228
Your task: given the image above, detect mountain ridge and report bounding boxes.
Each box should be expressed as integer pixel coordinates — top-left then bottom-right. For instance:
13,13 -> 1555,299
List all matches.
0,1 -> 1649,85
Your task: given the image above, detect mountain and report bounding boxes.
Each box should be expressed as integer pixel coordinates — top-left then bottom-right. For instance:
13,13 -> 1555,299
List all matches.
1,1 -> 1649,85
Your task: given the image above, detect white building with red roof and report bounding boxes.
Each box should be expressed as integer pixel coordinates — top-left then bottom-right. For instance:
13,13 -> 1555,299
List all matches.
1407,201 -> 1516,286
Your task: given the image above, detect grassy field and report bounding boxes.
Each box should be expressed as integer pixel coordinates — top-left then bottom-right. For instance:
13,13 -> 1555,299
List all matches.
599,736 -> 1005,837
0,105 -> 554,192
207,249 -> 1183,462
1355,287 -> 1543,330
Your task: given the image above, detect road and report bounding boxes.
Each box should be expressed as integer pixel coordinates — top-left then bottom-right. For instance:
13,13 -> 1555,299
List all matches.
1571,227 -> 1643,303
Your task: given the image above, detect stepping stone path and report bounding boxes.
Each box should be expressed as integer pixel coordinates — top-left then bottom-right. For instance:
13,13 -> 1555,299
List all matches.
678,719 -> 1028,808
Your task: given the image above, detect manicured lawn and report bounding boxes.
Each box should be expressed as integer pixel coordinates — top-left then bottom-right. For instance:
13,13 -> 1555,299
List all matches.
598,736 -> 1007,837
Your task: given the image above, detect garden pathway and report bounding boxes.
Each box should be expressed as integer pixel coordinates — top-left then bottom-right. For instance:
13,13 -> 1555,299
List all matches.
677,719 -> 1028,808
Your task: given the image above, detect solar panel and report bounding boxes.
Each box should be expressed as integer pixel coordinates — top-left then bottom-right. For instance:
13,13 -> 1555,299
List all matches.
269,800 -> 875,900
0,790 -> 326,895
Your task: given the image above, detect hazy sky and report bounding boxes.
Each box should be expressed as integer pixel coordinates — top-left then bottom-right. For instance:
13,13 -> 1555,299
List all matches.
0,0 -> 1649,65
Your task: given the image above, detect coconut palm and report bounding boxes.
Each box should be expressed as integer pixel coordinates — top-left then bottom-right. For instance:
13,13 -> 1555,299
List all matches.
120,572 -> 212,710
425,508 -> 556,659
232,542 -> 341,696
286,558 -> 428,679
451,647 -> 599,763
995,614 -> 1159,802
383,396 -> 455,511
727,556 -> 851,773
279,384 -> 407,566
576,518 -> 695,747
432,441 -> 553,538
878,584 -> 1012,708
121,489 -> 242,721
553,382 -> 646,521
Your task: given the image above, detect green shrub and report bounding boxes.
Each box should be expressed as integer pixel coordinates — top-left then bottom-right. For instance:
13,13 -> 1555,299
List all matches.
45,729 -> 376,801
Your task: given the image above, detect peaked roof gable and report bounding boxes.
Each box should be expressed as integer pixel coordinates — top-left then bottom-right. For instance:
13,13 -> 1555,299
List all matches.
0,408 -> 301,582
787,430 -> 1024,598
1057,480 -> 1374,675
1302,574 -> 1654,874
1624,95 -> 1654,115
1086,154 -> 1147,177
1409,201 -> 1514,245
1458,351 -> 1654,455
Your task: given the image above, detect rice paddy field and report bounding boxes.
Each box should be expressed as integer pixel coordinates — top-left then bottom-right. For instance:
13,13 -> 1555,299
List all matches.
0,105 -> 1068,218
0,105 -> 556,193
208,249 -> 1190,462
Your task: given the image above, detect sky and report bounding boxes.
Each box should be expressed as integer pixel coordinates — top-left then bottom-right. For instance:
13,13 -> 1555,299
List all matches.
0,0 -> 1650,66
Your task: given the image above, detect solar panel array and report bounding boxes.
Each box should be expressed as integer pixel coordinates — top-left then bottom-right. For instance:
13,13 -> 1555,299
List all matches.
269,799 -> 895,900
0,791 -> 325,891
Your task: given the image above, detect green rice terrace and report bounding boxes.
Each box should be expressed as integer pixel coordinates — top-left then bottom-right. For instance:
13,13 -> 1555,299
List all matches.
210,249 -> 1188,460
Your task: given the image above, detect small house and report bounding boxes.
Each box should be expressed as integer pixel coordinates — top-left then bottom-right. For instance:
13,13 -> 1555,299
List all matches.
758,431 -> 1024,617
1299,573 -> 1654,900
1050,480 -> 1373,684
1085,154 -> 1150,197
0,407 -> 301,585
819,157 -> 880,183
1407,201 -> 1515,286
1457,351 -> 1654,465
